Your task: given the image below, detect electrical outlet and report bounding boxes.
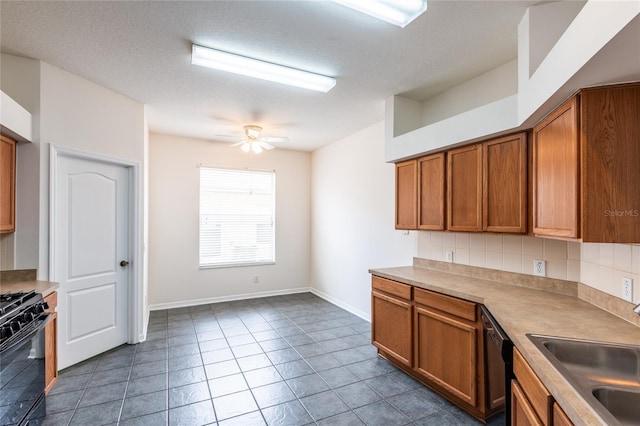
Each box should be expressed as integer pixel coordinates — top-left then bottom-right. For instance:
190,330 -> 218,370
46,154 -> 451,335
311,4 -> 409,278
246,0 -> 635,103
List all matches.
445,251 -> 454,263
533,260 -> 546,277
622,277 -> 633,302
253,275 -> 260,284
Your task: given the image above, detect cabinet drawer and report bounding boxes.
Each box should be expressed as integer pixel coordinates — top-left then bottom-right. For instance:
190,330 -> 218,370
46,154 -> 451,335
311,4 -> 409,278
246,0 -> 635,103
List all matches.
414,287 -> 476,322
513,348 -> 553,426
372,276 -> 412,300
44,292 -> 57,313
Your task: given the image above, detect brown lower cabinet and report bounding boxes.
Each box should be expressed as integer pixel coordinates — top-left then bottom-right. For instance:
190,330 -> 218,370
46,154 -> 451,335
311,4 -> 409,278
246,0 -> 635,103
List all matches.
44,292 -> 58,394
512,347 -> 574,426
371,276 -> 500,422
371,276 -> 413,367
553,402 -> 574,426
414,288 -> 478,406
512,380 -> 543,426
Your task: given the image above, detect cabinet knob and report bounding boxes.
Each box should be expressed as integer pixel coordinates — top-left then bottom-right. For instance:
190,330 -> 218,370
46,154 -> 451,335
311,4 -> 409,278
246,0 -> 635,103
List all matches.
120,260 -> 129,267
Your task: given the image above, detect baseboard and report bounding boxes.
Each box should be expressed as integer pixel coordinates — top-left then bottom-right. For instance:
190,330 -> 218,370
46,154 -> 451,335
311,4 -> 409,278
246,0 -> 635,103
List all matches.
147,287 -> 313,311
147,287 -> 371,326
309,288 -> 371,323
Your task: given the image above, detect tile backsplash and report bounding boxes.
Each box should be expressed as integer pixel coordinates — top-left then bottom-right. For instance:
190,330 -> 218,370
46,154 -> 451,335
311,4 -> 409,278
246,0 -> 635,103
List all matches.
417,231 -> 640,302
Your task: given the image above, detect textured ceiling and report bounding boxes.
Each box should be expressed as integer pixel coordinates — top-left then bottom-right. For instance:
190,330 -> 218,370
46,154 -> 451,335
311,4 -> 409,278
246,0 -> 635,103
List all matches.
0,0 -> 538,151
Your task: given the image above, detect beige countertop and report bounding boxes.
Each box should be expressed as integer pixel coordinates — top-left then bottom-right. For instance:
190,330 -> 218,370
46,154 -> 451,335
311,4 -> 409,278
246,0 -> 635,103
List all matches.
1,280 -> 59,298
370,265 -> 640,426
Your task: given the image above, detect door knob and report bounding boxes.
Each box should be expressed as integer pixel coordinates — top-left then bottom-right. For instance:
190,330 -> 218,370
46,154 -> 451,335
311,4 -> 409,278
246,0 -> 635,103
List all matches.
120,260 -> 129,267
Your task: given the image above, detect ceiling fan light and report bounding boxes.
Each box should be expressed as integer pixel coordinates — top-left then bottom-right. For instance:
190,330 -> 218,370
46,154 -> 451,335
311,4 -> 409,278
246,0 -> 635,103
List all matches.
251,142 -> 262,154
332,0 -> 427,27
245,125 -> 262,139
192,45 -> 336,92
252,143 -> 263,154
241,142 -> 251,153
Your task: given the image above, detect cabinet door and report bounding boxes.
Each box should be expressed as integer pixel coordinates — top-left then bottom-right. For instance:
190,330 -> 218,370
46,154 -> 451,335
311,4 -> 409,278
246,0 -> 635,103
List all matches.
513,348 -> 553,425
512,380 -> 544,426
418,153 -> 445,230
483,133 -> 527,233
414,305 -> 477,405
371,290 -> 413,367
0,135 -> 16,233
581,84 -> 640,243
448,144 -> 482,232
395,160 -> 417,229
553,402 -> 574,426
532,97 -> 579,238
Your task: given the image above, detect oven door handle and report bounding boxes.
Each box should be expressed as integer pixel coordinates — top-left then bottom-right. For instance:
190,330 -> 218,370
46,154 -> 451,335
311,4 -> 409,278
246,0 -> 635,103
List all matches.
0,313 -> 50,356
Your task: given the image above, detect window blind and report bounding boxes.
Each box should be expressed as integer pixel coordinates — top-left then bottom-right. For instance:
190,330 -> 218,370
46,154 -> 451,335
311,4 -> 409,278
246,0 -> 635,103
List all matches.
199,167 -> 275,268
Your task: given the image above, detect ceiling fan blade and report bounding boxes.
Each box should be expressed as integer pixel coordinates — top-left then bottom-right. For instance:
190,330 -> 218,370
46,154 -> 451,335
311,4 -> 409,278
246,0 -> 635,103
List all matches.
213,133 -> 243,140
260,142 -> 275,150
262,137 -> 289,143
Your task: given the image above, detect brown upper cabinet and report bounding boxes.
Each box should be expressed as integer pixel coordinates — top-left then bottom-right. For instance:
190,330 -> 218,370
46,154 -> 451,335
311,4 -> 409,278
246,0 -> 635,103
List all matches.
396,132 -> 527,234
483,133 -> 528,233
449,133 -> 530,234
533,83 -> 640,242
395,159 -> 418,229
0,135 -> 17,234
418,153 -> 446,230
447,144 -> 483,232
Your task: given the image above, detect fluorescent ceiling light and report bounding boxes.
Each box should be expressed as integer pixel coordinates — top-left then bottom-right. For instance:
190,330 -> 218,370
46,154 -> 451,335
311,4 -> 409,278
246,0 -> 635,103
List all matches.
333,0 -> 427,28
191,44 -> 336,93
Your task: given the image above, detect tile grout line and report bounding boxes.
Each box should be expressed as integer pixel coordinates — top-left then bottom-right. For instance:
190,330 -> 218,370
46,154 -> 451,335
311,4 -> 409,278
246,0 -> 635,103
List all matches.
239,309 -> 276,426
115,341 -> 140,425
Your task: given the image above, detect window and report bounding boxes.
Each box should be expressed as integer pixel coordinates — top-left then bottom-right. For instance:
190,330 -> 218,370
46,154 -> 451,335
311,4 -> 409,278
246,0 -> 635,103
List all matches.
199,167 -> 275,268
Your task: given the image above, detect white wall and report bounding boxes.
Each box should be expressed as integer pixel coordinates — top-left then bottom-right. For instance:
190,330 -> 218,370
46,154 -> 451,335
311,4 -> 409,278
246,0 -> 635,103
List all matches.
1,55 -> 148,340
310,121 -> 417,320
1,91 -> 32,141
420,59 -> 518,127
1,55 -> 41,271
39,62 -> 146,282
148,133 -> 311,308
1,55 -> 147,279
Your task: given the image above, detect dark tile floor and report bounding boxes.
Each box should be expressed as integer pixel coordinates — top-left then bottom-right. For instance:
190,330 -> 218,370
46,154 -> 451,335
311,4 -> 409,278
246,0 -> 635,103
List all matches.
42,292 -> 506,426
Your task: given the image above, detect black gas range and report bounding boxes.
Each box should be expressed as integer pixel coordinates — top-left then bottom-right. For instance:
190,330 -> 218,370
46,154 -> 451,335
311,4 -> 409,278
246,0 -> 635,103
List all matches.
0,290 -> 50,426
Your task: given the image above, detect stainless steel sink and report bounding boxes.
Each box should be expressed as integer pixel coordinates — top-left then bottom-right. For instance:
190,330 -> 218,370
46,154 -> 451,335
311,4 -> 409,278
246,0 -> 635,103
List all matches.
527,334 -> 640,425
592,387 -> 640,425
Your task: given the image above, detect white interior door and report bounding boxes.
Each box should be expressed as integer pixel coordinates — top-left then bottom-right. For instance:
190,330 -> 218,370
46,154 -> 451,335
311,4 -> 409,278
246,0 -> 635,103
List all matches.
54,153 -> 130,369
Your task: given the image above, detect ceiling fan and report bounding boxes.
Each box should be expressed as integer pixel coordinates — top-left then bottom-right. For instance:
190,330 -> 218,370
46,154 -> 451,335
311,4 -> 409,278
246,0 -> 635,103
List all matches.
228,125 -> 289,153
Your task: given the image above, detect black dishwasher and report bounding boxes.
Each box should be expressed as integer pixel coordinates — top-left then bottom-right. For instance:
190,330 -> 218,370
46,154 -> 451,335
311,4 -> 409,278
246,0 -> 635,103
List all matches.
481,306 -> 514,423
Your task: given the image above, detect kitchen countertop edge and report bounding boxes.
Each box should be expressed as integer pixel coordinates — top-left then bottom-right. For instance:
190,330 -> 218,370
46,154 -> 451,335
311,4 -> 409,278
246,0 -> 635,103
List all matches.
369,265 -> 640,426
1,280 -> 60,298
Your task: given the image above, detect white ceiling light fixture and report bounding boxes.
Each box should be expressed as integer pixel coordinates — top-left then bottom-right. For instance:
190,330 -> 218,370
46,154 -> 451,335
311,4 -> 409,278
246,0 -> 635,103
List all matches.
332,0 -> 427,28
191,44 -> 336,93
228,125 -> 288,154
